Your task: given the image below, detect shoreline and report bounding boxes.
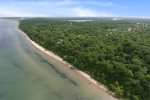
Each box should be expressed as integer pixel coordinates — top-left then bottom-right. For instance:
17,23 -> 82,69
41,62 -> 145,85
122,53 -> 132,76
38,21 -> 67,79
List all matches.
17,21 -> 117,99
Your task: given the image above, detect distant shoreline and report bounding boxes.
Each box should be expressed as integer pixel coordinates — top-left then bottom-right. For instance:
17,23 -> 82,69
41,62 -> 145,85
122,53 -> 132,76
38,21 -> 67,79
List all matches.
17,21 -> 117,100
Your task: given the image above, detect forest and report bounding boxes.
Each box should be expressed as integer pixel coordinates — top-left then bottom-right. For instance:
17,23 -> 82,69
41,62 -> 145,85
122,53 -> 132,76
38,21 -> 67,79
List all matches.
19,18 -> 150,100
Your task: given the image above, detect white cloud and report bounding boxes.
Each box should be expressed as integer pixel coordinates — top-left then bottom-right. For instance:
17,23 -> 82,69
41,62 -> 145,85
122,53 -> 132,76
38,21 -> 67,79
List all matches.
94,2 -> 121,8
72,7 -> 115,17
92,2 -> 114,7
0,0 -> 118,17
0,7 -> 48,17
0,0 -> 72,17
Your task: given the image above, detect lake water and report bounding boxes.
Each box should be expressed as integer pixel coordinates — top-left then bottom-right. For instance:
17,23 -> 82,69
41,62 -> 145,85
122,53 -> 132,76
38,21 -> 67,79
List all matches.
0,20 -> 116,100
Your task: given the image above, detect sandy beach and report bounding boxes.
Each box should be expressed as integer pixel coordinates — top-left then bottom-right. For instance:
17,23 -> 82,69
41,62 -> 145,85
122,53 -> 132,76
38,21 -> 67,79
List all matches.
17,21 -> 117,99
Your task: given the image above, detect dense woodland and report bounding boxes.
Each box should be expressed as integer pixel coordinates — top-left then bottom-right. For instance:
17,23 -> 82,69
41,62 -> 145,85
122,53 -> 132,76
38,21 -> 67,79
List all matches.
20,18 -> 150,100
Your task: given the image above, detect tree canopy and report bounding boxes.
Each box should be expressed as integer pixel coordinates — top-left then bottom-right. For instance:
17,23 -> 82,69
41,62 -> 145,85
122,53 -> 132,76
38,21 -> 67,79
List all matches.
20,18 -> 150,100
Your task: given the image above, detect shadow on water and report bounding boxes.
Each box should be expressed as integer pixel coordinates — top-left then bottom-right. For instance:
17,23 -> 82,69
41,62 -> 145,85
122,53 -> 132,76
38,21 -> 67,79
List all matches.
45,61 -> 78,87
13,62 -> 28,74
0,93 -> 4,99
42,58 -> 78,86
23,45 -> 35,54
27,49 -> 78,87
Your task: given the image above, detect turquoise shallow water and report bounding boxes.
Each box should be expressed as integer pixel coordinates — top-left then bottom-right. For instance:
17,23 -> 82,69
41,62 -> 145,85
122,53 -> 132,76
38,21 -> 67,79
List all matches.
0,20 -> 116,100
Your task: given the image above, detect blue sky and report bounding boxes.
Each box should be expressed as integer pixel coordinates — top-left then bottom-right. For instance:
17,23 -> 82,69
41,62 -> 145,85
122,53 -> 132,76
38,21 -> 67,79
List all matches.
0,0 -> 149,17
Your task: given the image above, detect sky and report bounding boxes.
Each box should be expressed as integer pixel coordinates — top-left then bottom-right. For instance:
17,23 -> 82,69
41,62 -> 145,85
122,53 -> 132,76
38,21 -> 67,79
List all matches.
0,0 -> 149,17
